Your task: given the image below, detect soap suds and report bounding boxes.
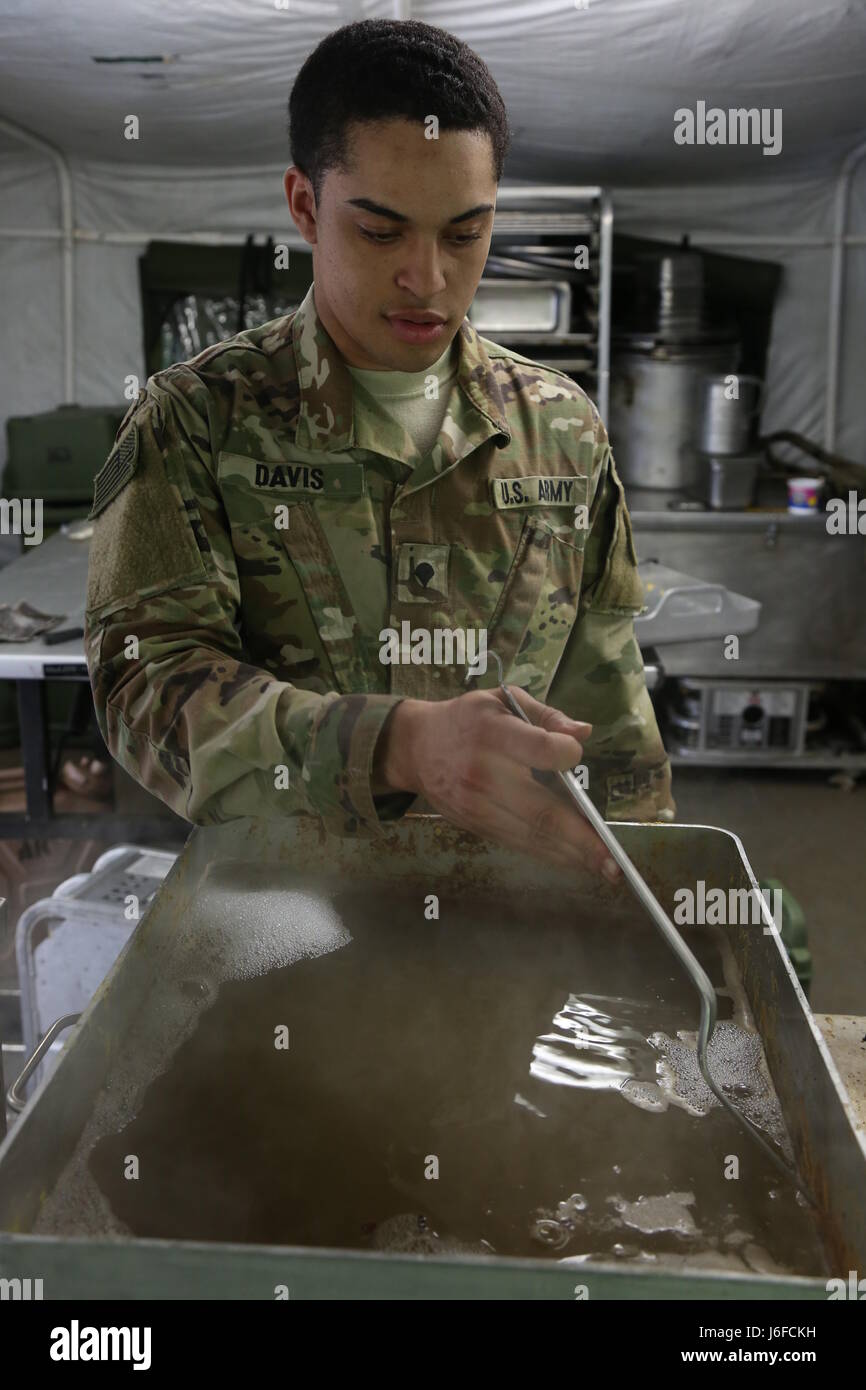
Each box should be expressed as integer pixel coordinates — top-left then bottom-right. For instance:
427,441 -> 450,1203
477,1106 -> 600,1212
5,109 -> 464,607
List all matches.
34,880 -> 350,1236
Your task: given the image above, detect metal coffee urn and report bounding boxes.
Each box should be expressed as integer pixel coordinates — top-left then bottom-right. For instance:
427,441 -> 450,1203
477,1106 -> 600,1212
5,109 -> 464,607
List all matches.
609,249 -> 738,492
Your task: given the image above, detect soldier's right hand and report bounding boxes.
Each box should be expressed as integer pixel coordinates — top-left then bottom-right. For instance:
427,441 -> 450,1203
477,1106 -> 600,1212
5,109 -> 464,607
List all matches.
373,690 -> 622,884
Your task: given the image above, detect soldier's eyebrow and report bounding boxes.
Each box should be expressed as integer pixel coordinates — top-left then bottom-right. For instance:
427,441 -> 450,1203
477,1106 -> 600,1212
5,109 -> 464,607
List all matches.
345,197 -> 495,225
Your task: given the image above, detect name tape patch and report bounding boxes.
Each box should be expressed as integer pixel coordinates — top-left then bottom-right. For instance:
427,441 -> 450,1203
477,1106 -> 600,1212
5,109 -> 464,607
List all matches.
492,474 -> 587,510
218,453 -> 366,499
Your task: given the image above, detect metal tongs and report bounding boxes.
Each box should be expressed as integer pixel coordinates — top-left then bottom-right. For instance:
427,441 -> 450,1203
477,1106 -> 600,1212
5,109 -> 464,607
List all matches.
466,650 -> 802,1188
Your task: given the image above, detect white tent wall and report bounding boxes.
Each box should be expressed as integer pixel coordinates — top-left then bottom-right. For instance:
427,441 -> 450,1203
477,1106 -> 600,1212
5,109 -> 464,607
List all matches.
1,0 -> 865,476
2,156 -> 864,477
0,150 -> 68,427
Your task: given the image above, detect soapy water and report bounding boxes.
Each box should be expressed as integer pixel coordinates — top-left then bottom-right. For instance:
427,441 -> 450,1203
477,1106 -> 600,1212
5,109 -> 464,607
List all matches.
526,990 -> 796,1264
531,988 -> 789,1154
32,880 -> 351,1239
528,1179 -> 809,1275
649,1023 -> 792,1157
530,1193 -> 589,1250
31,878 -> 828,1276
610,1190 -> 698,1236
369,1212 -> 494,1257
531,993 -> 655,1091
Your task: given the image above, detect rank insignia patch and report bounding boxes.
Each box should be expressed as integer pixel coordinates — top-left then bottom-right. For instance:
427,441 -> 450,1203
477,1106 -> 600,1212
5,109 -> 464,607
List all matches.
395,543 -> 450,604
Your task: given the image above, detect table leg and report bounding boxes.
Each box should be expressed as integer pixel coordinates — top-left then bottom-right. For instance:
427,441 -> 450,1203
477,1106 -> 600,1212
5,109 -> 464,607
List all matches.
15,680 -> 51,822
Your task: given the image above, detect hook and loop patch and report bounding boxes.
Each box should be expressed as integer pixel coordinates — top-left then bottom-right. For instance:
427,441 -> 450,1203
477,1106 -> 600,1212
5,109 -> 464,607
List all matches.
89,424 -> 140,519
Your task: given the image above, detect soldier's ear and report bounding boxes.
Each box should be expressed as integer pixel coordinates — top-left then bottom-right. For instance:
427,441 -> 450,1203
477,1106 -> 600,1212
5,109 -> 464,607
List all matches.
284,167 -> 318,245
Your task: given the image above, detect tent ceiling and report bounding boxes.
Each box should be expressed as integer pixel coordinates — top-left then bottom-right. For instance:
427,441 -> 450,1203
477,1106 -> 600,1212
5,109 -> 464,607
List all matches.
1,0 -> 865,181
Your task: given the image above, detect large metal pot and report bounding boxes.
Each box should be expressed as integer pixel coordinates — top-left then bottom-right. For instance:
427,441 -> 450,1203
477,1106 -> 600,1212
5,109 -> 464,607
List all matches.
609,343 -> 738,490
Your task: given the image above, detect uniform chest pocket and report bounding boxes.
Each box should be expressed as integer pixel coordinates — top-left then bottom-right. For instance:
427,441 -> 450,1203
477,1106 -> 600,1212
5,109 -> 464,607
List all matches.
219,452 -> 380,693
229,510 -> 378,693
274,502 -> 382,693
227,517 -> 331,689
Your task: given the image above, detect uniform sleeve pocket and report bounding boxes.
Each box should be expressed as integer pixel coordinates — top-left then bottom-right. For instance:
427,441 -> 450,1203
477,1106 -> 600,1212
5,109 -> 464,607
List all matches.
582,452 -> 645,615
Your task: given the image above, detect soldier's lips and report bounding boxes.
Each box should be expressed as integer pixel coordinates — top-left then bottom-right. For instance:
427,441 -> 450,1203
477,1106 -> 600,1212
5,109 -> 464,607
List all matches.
384,315 -> 447,345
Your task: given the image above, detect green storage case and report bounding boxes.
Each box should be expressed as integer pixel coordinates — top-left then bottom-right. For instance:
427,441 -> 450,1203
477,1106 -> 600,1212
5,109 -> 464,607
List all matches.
760,876 -> 812,998
4,404 -> 126,515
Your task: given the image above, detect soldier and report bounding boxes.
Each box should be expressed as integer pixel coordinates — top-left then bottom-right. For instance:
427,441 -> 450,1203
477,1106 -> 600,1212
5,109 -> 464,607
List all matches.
85,18 -> 675,884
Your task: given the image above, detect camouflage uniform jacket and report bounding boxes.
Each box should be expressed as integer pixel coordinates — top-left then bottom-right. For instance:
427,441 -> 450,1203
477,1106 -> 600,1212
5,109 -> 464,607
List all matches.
84,283 -> 675,836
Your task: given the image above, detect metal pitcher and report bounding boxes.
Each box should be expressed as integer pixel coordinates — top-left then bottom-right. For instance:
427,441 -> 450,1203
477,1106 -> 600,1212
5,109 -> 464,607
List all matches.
699,374 -> 764,454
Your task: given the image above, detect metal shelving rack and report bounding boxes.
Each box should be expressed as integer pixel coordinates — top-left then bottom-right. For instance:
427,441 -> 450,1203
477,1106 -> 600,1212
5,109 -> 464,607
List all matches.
481,185 -> 613,418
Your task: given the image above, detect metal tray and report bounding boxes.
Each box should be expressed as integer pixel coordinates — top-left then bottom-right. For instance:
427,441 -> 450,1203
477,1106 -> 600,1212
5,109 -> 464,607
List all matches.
633,561 -> 761,646
0,816 -> 863,1300
468,278 -> 571,335
52,844 -> 177,913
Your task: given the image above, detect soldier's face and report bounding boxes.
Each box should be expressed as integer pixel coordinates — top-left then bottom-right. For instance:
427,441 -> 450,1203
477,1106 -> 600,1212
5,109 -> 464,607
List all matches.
285,119 -> 497,370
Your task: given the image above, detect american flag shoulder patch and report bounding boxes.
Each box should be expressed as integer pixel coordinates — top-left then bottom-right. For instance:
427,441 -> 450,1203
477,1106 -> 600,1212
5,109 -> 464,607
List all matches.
89,423 -> 140,519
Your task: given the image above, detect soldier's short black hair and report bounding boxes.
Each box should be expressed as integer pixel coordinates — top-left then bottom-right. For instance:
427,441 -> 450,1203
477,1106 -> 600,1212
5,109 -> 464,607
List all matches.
288,19 -> 511,201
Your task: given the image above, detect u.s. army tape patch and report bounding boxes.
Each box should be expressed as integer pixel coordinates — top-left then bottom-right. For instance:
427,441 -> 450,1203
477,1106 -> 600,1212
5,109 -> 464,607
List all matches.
89,424 -> 140,519
492,475 -> 587,509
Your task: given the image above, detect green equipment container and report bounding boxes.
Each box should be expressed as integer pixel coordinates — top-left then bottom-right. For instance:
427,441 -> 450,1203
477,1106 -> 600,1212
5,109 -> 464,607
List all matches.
4,403 -> 126,532
760,876 -> 812,998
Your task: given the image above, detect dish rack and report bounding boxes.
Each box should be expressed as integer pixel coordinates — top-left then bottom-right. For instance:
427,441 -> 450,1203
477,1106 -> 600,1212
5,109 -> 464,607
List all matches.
470,186 -> 613,418
14,845 -> 177,1096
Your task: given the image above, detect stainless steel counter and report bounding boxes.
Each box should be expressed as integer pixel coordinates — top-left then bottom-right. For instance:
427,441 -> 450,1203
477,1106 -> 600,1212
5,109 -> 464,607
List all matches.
630,499 -> 866,680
